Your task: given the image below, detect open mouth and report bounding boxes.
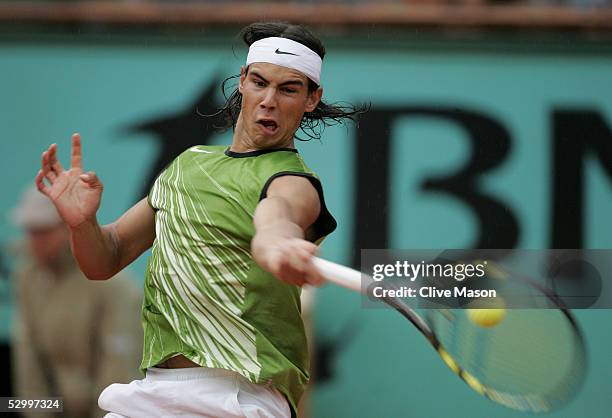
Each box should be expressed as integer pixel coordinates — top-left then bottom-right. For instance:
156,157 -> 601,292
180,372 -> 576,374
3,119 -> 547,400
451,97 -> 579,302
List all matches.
257,119 -> 279,134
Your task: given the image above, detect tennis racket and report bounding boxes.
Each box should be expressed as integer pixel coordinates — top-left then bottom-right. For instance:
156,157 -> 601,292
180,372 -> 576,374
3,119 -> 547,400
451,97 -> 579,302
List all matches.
312,256 -> 587,413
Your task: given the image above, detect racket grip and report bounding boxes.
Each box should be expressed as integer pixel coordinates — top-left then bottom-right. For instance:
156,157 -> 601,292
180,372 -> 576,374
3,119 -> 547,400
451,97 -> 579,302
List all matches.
312,257 -> 365,294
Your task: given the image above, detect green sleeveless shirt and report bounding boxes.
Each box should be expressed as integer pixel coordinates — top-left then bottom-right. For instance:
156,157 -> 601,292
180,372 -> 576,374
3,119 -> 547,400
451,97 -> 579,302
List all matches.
141,145 -> 336,415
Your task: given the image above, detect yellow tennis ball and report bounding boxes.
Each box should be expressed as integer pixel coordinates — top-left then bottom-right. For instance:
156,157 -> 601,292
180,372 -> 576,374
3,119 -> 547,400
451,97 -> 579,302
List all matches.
467,308 -> 506,328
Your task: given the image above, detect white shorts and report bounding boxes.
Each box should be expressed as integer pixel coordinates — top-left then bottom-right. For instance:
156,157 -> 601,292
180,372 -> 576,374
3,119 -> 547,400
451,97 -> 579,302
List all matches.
98,367 -> 291,418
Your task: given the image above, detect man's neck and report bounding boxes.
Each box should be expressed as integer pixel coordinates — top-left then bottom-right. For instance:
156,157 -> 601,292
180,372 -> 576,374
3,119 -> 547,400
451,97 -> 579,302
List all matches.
229,133 -> 294,153
228,141 -> 257,153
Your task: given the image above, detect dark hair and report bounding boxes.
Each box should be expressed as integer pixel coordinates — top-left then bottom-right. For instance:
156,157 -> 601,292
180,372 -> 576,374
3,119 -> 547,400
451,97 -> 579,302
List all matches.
215,22 -> 366,141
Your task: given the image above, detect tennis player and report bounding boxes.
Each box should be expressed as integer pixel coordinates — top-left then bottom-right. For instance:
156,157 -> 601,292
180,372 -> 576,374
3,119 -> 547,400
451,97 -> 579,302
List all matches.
36,22 -> 361,417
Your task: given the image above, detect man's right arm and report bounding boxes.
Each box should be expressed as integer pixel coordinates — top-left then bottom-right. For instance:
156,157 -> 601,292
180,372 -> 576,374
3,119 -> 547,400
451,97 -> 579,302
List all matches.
36,133 -> 155,280
70,198 -> 155,280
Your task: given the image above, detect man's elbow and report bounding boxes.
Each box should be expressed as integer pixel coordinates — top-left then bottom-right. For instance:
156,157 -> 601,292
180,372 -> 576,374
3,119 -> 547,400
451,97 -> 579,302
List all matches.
82,268 -> 115,281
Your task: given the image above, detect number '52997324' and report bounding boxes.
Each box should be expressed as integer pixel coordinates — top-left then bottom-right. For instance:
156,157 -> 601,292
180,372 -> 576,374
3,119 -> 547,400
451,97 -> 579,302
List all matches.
4,398 -> 61,411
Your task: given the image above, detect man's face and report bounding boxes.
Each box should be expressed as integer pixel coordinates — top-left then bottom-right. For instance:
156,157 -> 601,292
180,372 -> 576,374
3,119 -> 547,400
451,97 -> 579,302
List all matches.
238,62 -> 323,149
25,223 -> 69,265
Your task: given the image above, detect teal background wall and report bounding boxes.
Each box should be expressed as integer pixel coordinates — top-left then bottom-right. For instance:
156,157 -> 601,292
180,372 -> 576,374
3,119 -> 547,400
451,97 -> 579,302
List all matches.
1,32 -> 611,417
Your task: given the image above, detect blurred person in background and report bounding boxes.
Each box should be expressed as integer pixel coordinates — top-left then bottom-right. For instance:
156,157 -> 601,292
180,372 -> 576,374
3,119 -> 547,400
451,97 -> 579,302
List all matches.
9,186 -> 143,418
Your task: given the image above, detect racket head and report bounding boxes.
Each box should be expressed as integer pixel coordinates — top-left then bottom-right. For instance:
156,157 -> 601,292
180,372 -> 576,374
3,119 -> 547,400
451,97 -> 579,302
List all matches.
385,278 -> 587,413
427,307 -> 587,412
314,255 -> 587,412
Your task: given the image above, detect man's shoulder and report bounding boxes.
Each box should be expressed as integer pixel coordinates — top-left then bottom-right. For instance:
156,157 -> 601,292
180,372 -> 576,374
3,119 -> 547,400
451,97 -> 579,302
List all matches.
166,145 -> 227,169
183,145 -> 226,155
153,145 -> 226,183
254,149 -> 315,176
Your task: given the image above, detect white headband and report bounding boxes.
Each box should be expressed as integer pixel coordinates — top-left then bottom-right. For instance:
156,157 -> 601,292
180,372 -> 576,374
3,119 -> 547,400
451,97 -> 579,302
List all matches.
246,37 -> 322,85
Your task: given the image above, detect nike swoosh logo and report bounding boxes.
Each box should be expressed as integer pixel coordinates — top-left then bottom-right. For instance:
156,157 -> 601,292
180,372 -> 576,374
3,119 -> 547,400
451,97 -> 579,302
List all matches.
274,48 -> 299,56
189,147 -> 213,154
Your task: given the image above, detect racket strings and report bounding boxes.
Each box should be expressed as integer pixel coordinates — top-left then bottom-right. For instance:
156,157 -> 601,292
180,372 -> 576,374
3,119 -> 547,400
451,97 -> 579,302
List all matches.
429,308 -> 586,412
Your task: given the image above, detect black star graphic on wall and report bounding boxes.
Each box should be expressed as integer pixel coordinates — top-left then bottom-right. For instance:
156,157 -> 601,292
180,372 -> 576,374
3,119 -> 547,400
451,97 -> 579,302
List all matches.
124,76 -> 226,200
